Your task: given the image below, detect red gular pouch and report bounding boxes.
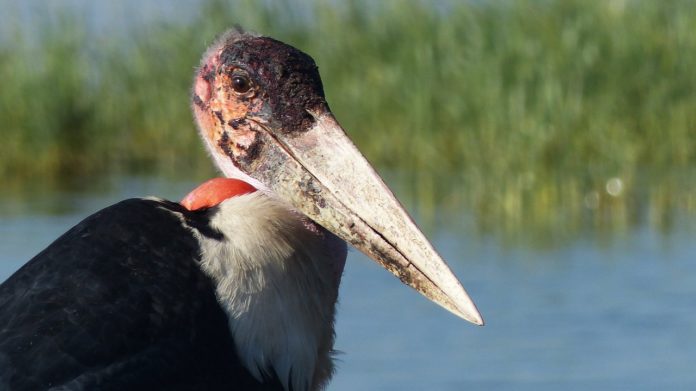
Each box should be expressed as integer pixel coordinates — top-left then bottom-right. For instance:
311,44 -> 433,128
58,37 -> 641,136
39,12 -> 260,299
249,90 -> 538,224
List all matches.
181,178 -> 257,211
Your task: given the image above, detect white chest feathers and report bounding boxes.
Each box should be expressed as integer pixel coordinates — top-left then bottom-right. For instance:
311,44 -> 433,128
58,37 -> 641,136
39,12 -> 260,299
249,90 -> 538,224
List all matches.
194,192 -> 346,391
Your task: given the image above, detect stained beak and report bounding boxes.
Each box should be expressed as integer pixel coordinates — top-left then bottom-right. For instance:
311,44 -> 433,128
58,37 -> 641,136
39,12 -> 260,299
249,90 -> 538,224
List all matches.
193,31 -> 483,325
224,108 -> 483,325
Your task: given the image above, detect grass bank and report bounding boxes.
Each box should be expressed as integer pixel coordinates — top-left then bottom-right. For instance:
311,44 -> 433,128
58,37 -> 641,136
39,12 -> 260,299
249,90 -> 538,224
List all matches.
1,0 -> 694,240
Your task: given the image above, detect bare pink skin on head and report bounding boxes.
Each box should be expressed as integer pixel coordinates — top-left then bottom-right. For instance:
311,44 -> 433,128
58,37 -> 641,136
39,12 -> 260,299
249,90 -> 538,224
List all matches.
189,31 -> 482,327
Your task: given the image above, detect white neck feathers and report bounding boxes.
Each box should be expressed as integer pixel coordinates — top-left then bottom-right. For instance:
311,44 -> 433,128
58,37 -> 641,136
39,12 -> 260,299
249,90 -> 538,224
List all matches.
193,192 -> 346,391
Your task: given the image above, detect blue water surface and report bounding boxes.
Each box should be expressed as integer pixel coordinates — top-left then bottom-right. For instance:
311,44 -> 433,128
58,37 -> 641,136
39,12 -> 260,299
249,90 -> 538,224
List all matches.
1,178 -> 695,390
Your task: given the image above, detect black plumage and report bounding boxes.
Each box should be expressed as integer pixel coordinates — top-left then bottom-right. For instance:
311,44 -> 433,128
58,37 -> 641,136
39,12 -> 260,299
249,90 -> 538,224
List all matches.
0,199 -> 283,390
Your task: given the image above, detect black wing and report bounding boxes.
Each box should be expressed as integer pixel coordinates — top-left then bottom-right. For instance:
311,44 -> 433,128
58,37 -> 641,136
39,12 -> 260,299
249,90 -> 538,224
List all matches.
0,199 -> 283,390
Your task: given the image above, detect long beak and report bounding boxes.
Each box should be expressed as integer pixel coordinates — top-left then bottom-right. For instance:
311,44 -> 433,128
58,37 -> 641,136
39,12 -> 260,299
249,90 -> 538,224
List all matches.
229,109 -> 484,325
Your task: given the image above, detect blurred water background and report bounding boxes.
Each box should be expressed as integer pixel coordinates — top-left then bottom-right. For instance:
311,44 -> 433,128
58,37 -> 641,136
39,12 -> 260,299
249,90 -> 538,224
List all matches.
1,0 -> 695,389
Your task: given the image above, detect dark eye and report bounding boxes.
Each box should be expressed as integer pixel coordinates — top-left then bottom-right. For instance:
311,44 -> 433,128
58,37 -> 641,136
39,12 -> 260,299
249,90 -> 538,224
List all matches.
231,75 -> 251,93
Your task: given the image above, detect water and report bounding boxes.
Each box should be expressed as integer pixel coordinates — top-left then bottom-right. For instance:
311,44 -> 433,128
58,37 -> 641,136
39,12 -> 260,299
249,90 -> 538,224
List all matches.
1,178 -> 695,390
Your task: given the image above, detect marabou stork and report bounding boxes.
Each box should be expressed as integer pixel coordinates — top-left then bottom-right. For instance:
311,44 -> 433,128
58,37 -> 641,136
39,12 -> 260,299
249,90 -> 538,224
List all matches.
0,30 -> 483,390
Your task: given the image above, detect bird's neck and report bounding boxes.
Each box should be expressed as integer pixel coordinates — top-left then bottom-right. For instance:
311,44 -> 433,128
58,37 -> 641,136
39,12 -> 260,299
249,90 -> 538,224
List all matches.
195,192 -> 346,391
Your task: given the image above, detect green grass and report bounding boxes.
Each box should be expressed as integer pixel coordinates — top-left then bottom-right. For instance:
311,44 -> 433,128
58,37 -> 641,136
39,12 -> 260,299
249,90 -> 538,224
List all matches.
1,0 -> 695,242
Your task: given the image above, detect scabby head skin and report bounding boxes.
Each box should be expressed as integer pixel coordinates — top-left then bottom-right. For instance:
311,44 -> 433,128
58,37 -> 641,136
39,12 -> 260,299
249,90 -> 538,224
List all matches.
191,29 -> 483,326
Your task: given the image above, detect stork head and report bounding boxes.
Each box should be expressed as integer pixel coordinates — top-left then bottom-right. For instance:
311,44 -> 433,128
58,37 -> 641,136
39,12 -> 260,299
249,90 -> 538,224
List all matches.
191,30 -> 483,326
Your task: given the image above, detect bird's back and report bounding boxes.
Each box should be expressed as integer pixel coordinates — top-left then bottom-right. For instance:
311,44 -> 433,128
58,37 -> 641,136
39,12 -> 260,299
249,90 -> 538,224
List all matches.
0,198 -> 283,390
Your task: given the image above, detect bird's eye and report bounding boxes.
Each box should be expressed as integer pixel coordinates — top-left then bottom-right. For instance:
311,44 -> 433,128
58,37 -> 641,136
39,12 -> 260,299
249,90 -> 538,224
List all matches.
231,75 -> 251,93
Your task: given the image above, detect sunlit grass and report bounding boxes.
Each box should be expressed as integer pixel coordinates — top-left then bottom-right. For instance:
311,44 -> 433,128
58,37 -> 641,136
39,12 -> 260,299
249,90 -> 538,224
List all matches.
1,0 -> 695,242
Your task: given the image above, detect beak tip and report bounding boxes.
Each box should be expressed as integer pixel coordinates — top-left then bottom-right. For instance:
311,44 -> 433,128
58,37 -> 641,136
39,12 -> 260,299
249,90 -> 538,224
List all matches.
436,276 -> 485,326
457,305 -> 485,326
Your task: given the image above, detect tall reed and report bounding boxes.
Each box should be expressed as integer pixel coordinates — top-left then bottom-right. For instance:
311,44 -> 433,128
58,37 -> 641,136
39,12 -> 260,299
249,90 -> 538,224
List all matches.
1,0 -> 694,240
